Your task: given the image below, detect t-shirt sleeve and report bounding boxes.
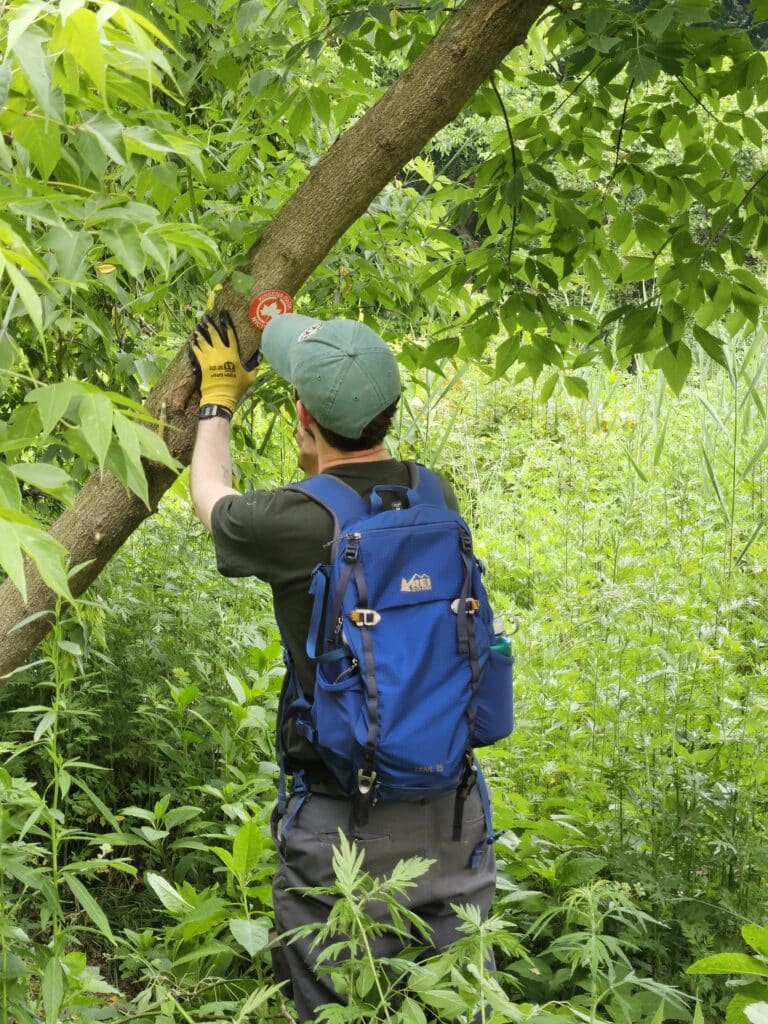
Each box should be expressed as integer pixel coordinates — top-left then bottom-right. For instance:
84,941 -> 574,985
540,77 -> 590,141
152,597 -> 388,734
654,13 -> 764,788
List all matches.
210,491 -> 275,578
210,487 -> 332,585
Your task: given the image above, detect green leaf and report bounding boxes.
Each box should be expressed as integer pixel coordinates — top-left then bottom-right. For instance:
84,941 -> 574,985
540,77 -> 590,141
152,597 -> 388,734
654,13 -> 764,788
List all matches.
628,51 -> 660,82
0,62 -> 11,111
100,224 -> 146,277
557,855 -> 607,886
228,917 -> 270,957
648,1000 -> 666,1024
79,113 -> 126,166
693,326 -> 727,369
21,525 -> 72,597
9,111 -> 61,180
145,872 -> 193,915
2,257 -> 44,335
232,819 -> 263,879
11,25 -> 60,118
113,412 -> 149,506
655,342 -> 692,395
59,8 -> 106,93
42,225 -> 93,282
0,462 -> 22,510
0,507 -> 71,598
538,371 -> 558,404
248,68 -> 277,95
231,270 -> 253,296
646,5 -> 676,35
622,256 -> 656,284
26,381 -> 79,436
122,125 -> 176,161
744,926 -> 768,959
43,957 -> 64,1022
401,997 -> 428,1024
0,519 -> 26,600
63,874 -> 116,943
729,988 -> 768,1024
10,462 -> 74,503
688,953 -> 768,977
77,393 -> 113,469
564,375 -> 588,399
636,219 -> 667,252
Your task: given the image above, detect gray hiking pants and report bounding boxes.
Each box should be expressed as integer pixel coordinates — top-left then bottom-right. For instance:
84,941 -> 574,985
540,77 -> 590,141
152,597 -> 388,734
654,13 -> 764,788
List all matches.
272,786 -> 497,1022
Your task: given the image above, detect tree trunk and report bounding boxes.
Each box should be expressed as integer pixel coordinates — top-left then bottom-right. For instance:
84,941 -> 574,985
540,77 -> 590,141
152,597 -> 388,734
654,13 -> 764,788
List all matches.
0,0 -> 548,679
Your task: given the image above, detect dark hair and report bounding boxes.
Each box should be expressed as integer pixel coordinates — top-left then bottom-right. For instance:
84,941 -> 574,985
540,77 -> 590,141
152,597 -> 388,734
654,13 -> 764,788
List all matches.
295,389 -> 399,452
315,399 -> 400,451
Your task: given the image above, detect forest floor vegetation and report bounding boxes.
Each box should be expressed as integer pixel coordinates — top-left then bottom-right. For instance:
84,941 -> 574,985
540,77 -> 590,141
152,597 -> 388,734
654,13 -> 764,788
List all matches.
2,356 -> 768,1023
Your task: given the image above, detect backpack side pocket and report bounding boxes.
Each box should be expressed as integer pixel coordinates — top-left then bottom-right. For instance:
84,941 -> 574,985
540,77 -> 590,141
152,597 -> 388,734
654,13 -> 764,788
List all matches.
472,647 -> 514,747
311,660 -> 364,792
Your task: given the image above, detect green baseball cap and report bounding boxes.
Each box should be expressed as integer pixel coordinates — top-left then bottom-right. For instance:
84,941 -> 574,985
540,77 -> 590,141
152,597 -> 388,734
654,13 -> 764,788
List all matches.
261,314 -> 401,439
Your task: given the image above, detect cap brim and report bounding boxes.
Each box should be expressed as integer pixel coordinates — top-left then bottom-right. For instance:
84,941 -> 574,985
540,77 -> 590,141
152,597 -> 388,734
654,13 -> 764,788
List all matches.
261,313 -> 319,382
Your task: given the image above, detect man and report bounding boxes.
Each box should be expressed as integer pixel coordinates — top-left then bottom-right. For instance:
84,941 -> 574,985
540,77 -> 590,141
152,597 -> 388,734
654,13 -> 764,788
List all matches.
189,309 -> 496,1021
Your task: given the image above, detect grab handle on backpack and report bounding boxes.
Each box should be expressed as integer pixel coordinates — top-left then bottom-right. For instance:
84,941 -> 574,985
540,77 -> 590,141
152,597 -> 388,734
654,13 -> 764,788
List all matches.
369,484 -> 418,513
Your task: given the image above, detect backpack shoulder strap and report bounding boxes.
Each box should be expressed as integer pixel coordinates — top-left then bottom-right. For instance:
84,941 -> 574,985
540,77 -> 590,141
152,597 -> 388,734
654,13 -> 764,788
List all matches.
285,474 -> 368,532
405,461 -> 449,508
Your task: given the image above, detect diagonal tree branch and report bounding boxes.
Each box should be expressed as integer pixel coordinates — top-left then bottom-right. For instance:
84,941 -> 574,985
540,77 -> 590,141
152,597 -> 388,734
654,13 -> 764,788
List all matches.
0,0 -> 549,680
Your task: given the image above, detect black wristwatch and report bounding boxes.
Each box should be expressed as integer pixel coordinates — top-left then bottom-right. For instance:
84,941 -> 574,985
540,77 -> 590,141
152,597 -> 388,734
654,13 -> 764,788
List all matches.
198,403 -> 233,422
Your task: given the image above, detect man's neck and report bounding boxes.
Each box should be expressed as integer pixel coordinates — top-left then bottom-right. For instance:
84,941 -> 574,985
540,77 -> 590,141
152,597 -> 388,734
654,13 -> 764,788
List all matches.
318,444 -> 392,472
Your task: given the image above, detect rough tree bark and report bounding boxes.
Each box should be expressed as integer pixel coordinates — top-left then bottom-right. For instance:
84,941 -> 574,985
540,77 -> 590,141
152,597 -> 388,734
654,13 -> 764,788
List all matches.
0,0 -> 549,679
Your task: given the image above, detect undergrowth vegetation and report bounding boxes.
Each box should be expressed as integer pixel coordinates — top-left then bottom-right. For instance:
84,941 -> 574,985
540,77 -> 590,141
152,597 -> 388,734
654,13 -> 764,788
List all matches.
2,345 -> 768,1022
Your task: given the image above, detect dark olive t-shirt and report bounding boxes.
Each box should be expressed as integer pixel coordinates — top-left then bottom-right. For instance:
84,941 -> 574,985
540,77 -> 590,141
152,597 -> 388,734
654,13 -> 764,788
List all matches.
210,460 -> 459,776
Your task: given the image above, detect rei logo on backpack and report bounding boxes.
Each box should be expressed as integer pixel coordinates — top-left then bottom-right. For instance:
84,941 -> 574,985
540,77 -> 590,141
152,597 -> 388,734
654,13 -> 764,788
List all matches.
279,462 -> 514,837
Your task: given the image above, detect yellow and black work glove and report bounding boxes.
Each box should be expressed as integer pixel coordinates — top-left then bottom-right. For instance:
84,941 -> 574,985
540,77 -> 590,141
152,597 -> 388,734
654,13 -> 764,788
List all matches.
189,310 -> 261,418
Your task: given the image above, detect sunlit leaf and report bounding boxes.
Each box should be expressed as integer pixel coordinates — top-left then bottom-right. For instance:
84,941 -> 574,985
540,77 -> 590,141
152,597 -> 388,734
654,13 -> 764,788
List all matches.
78,392 -> 113,470
228,917 -> 270,956
145,872 -> 192,915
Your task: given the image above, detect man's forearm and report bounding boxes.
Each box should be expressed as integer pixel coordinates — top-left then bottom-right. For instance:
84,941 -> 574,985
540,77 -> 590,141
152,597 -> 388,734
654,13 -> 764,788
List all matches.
190,417 -> 239,531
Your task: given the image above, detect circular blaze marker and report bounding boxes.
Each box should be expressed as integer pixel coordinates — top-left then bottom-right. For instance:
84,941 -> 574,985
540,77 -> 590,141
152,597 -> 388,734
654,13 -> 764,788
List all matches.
249,289 -> 294,329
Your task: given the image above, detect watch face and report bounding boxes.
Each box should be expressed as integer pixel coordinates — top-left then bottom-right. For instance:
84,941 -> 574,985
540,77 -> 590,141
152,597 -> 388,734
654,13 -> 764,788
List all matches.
199,404 -> 232,420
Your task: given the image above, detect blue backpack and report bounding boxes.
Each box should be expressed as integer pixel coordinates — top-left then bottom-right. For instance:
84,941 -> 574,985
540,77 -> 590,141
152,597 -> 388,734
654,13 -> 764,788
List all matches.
277,462 -> 513,853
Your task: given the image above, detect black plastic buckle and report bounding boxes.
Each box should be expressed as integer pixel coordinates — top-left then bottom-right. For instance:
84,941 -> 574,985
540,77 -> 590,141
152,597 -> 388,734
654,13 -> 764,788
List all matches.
460,753 -> 477,797
344,535 -> 360,562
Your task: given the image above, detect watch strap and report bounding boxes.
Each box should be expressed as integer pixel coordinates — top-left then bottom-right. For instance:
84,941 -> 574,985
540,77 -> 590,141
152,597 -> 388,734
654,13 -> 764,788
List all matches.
199,403 -> 233,422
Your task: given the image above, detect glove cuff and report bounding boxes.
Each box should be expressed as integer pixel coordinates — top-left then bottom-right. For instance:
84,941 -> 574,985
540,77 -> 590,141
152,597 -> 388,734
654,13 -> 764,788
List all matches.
199,403 -> 233,422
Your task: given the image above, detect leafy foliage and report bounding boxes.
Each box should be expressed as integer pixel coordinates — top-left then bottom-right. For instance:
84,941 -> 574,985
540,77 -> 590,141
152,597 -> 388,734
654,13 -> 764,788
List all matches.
3,0 -> 768,601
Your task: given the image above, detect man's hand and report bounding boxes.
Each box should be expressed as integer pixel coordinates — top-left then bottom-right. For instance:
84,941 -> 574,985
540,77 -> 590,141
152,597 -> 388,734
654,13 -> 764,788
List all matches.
189,310 -> 260,411
295,421 -> 319,477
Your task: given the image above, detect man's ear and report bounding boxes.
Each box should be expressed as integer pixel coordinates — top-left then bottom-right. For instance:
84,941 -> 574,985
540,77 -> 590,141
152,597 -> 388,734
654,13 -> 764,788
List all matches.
296,399 -> 314,428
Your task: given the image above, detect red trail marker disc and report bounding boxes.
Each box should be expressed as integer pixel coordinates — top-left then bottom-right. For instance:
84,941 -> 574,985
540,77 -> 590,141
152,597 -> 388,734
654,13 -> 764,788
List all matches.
249,290 -> 294,329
